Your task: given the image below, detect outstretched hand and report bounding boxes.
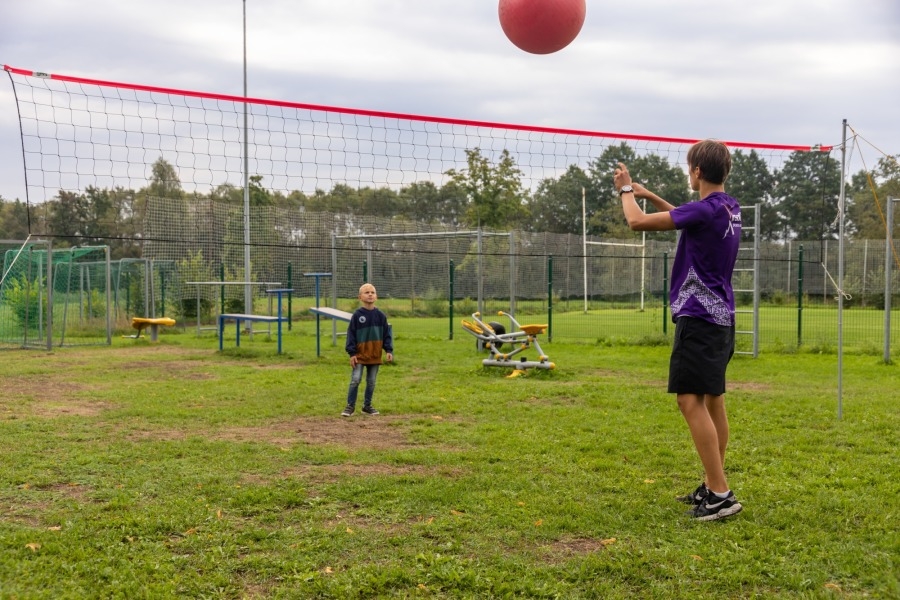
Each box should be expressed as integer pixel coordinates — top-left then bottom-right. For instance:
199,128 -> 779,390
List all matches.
613,162 -> 631,189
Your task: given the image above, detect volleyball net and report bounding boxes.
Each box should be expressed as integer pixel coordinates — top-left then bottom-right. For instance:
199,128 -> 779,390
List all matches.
7,64 -> 875,349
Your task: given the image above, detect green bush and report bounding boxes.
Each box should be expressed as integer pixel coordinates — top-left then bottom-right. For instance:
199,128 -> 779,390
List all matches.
2,277 -> 42,326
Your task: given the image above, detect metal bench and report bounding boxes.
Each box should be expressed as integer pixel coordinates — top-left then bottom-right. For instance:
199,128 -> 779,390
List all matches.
218,313 -> 287,354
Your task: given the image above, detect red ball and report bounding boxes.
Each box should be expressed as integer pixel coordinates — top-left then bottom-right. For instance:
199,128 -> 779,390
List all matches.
498,0 -> 586,55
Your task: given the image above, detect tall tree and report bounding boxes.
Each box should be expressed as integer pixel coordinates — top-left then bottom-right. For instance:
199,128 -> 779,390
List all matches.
728,149 -> 777,240
528,165 -> 590,234
147,157 -> 183,199
0,198 -> 31,239
445,148 -> 528,229
847,155 -> 900,240
772,151 -> 842,240
397,181 -> 466,227
586,144 -> 689,240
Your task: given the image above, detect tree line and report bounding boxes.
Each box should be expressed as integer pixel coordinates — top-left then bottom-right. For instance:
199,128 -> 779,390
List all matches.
1,143 -> 897,260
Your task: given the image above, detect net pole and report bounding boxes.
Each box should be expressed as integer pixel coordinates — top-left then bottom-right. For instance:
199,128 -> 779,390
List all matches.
837,119 -> 848,420
885,199 -> 893,362
242,0 -> 252,327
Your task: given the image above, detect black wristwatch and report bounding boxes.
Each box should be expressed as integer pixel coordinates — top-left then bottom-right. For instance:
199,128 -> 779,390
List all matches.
618,185 -> 634,196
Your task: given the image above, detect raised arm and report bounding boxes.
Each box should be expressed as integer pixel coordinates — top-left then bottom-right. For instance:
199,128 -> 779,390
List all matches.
614,163 -> 676,232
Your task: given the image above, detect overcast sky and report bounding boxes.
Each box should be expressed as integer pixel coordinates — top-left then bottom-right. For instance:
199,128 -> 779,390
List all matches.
1,0 -> 898,202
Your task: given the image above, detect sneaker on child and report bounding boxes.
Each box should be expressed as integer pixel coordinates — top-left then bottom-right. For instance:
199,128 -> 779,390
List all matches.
341,406 -> 354,417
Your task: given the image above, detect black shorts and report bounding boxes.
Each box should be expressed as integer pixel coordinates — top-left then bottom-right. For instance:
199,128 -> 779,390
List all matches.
668,317 -> 735,395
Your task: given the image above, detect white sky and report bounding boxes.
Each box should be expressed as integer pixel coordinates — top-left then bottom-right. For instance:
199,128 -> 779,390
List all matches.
1,0 -> 898,202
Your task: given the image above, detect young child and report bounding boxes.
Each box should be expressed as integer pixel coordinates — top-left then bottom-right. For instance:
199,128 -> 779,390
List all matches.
614,140 -> 743,521
342,283 -> 393,417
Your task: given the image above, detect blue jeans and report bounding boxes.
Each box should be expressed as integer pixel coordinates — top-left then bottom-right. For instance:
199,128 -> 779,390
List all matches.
346,363 -> 380,408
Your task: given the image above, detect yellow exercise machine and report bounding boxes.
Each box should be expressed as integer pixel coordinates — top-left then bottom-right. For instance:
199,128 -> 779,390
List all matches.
129,317 -> 176,341
461,311 -> 555,373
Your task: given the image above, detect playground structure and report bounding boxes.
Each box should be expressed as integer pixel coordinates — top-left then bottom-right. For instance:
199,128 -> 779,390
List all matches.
129,317 -> 176,341
461,311 -> 555,372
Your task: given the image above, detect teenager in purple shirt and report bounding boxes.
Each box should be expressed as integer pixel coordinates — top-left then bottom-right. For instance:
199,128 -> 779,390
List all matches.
614,140 -> 743,521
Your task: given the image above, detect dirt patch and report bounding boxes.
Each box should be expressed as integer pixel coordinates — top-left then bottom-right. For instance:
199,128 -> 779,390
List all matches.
278,463 -> 465,485
0,376 -> 110,418
128,415 -> 418,450
539,535 -> 618,561
730,381 -> 772,392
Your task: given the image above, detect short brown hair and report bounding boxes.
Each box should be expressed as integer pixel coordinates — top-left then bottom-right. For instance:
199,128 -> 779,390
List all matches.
687,140 -> 732,185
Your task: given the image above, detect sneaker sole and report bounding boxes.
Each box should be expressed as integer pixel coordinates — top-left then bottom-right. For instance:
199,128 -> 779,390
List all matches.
694,502 -> 743,522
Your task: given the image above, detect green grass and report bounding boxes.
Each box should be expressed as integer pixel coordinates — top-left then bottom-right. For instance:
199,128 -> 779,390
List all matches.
0,327 -> 898,598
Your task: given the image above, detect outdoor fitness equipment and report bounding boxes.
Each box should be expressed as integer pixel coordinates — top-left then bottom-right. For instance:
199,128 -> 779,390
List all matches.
461,311 -> 555,373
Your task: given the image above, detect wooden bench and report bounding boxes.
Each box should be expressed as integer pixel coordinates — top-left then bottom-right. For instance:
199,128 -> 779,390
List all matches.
218,313 -> 287,354
130,317 -> 176,341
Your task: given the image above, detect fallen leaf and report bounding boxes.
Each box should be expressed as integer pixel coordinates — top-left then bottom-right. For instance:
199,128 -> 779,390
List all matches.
690,554 -> 703,561
450,509 -> 465,516
601,538 -> 617,546
20,483 -> 31,489
534,519 -> 543,527
216,509 -> 222,519
824,583 -> 842,591
26,543 -> 41,552
418,584 -> 427,590
346,527 -> 354,534
184,528 -> 197,536
644,479 -> 655,484
431,415 -> 443,420
47,526 -> 62,531
324,566 -> 333,574
517,501 -> 526,507
426,517 -> 434,524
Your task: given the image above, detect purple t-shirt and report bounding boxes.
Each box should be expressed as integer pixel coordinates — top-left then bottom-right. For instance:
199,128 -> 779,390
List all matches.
669,191 -> 741,326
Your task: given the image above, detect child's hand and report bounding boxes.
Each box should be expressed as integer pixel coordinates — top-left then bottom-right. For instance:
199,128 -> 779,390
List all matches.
385,352 -> 393,363
350,356 -> 358,367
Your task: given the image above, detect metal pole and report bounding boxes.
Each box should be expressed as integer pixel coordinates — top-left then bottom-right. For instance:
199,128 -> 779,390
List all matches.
449,259 -> 454,340
548,255 -> 553,342
582,187 -> 588,313
837,119 -> 847,420
662,251 -> 668,335
509,231 -> 516,315
242,0 -> 252,330
798,245 -> 804,347
640,199 -> 647,311
885,197 -> 897,363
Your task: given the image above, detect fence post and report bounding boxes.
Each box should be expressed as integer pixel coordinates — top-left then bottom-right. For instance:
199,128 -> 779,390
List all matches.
662,251 -> 668,335
885,197 -> 897,363
797,245 -> 804,347
287,262 -> 293,330
160,270 -> 166,318
449,259 -> 455,340
547,255 -> 553,342
363,259 -> 368,284
219,263 -> 225,314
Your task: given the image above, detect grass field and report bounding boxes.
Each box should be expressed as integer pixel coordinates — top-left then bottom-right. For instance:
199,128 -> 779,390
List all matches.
0,325 -> 897,598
